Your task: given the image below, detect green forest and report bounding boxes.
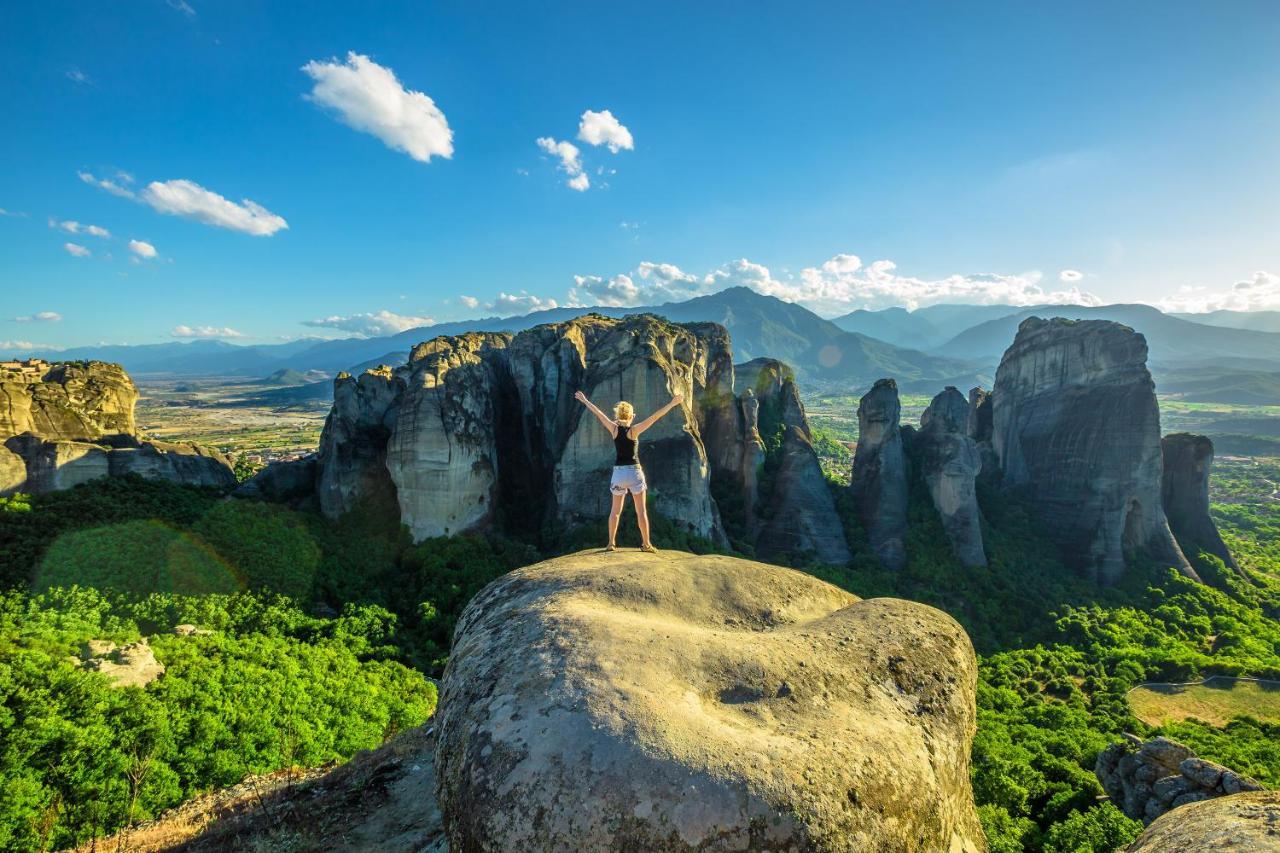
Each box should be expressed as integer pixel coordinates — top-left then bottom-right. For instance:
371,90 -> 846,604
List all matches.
2,455 -> 1278,851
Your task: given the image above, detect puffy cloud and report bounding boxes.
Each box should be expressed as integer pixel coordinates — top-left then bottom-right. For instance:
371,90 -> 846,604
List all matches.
1059,269 -> 1083,282
78,170 -> 135,198
0,340 -> 62,352
536,137 -> 588,191
302,309 -> 434,337
171,325 -> 244,339
1158,270 -> 1280,313
302,52 -> 453,163
490,292 -> 559,314
140,179 -> 287,236
63,242 -> 90,258
577,109 -> 633,153
13,312 -> 62,323
51,219 -> 110,238
128,239 -> 158,259
571,252 -> 1102,315
459,295 -> 479,309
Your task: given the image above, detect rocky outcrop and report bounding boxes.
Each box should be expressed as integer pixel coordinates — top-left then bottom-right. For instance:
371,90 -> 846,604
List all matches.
0,359 -> 234,495
435,550 -> 983,852
1125,790 -> 1280,851
966,387 -> 992,443
1161,433 -> 1240,573
0,359 -> 137,440
916,387 -> 986,567
284,316 -> 847,557
741,359 -> 850,565
991,318 -> 1196,584
1096,735 -> 1264,825
72,638 -> 165,689
233,455 -> 319,506
851,378 -> 908,570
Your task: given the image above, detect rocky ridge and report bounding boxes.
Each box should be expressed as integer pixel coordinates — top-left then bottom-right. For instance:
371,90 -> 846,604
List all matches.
0,358 -> 235,494
1161,432 -> 1240,573
1124,790 -> 1280,851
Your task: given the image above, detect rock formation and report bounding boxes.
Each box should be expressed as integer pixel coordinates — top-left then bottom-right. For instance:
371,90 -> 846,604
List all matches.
0,359 -> 235,494
916,387 -> 986,567
851,378 -> 908,570
71,638 -> 165,689
991,318 -> 1196,584
260,316 -> 849,559
435,549 -> 983,852
1161,433 -> 1240,573
739,359 -> 850,565
233,455 -> 319,506
1125,790 -> 1280,851
1096,735 -> 1264,825
966,387 -> 992,443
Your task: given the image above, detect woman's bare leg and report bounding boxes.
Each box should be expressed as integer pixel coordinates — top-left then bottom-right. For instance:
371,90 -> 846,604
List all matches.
608,492 -> 625,548
632,490 -> 652,549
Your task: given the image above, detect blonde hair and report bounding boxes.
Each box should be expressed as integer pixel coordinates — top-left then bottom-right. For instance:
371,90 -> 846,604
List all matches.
613,401 -> 634,423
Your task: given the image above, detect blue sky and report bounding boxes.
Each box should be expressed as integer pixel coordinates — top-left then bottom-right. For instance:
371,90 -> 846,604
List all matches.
2,1 -> 1279,350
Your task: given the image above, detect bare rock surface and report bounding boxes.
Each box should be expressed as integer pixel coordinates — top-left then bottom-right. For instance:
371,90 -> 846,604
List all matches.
1161,433 -> 1240,572
1096,735 -> 1264,825
73,638 -> 166,689
435,549 -> 982,852
916,387 -> 986,567
1125,790 -> 1280,851
851,378 -> 908,570
991,317 -> 1195,584
0,358 -> 137,440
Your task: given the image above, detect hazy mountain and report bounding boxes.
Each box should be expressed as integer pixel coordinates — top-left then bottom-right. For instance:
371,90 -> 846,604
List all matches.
1171,309 -> 1280,334
831,304 -> 1020,350
935,304 -> 1280,365
1156,365 -> 1280,405
251,368 -> 330,386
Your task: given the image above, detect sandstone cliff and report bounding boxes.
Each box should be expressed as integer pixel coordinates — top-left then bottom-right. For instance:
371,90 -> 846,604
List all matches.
1161,433 -> 1240,573
435,550 -> 983,852
273,316 -> 850,559
991,318 -> 1196,584
0,359 -> 235,494
1125,790 -> 1280,851
916,387 -> 986,567
851,378 -> 908,570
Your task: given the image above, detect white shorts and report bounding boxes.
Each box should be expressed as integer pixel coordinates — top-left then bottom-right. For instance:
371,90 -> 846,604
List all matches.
610,464 -> 647,495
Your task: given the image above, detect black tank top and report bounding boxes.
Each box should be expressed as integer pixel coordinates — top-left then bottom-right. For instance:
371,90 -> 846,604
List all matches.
614,424 -> 638,465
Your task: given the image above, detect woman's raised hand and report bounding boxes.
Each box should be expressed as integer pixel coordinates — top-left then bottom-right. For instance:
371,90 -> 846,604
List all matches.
574,390 -> 587,404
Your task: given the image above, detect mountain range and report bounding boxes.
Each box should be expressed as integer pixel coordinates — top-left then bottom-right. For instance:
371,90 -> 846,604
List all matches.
32,288 -> 1280,403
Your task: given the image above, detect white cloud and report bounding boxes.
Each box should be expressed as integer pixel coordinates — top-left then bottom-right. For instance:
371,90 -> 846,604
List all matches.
166,0 -> 196,17
63,242 -> 90,258
140,179 -> 287,236
302,309 -> 434,337
459,295 -> 479,309
0,340 -> 62,352
1059,269 -> 1083,282
171,325 -> 244,339
1157,270 -> 1280,314
78,171 -> 135,198
570,252 -> 1103,315
128,239 -> 158,259
490,292 -> 559,314
577,109 -> 633,153
536,137 -> 589,191
65,67 -> 91,85
51,219 -> 111,238
0,208 -> 27,218
13,312 -> 62,323
302,52 -> 453,163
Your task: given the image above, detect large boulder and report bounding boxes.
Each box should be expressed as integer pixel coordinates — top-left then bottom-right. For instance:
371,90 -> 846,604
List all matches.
916,388 -> 986,567
1096,735 -> 1263,825
435,550 -> 982,852
1125,791 -> 1280,851
851,378 -> 908,570
1161,433 -> 1239,573
991,317 -> 1196,584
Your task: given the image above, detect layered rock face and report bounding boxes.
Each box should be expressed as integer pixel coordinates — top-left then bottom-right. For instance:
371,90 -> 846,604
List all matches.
435,550 -> 983,852
916,387 -> 986,567
283,316 -> 850,557
991,318 -> 1195,584
1097,735 -> 1264,825
1125,790 -> 1280,852
0,359 -> 234,494
1161,433 -> 1240,572
851,378 -> 908,570
739,359 -> 850,565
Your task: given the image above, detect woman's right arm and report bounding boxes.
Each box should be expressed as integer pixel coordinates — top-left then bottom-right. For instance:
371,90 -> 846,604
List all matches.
574,391 -> 618,437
